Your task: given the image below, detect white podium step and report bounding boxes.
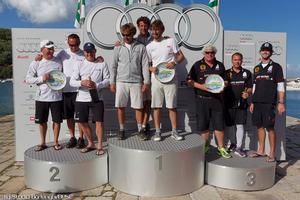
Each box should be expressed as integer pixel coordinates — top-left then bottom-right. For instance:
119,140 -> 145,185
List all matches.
108,133 -> 205,197
205,148 -> 276,191
24,142 -> 108,193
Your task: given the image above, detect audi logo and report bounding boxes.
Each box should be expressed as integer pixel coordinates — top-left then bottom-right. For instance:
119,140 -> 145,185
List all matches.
86,3 -> 221,50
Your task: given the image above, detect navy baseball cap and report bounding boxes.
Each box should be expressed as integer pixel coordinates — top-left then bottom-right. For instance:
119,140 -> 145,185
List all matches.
260,42 -> 273,52
83,42 -> 96,51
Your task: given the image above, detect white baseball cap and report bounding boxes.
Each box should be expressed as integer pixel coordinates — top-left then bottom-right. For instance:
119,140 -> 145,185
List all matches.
40,40 -> 54,48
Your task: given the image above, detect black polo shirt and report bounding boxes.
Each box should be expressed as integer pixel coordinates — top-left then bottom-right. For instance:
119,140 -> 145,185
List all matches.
252,60 -> 284,104
224,67 -> 252,108
187,58 -> 226,97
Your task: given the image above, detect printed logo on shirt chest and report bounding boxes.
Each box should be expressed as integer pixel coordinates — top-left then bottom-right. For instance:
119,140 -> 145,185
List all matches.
242,71 -> 247,79
254,66 -> 260,74
215,64 -> 219,70
267,65 -> 273,74
199,64 -> 206,72
256,75 -> 272,81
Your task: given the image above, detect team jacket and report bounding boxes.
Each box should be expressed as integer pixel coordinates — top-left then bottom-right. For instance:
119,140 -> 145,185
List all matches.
110,40 -> 150,84
70,59 -> 110,102
25,57 -> 62,102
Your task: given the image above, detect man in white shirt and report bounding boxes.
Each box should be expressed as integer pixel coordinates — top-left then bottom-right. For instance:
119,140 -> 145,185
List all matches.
146,20 -> 185,141
70,42 -> 110,155
26,40 -> 63,151
35,34 -> 86,149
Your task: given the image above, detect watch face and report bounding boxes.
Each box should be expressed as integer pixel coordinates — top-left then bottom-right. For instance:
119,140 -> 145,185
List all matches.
46,70 -> 66,90
155,62 -> 175,83
205,74 -> 224,93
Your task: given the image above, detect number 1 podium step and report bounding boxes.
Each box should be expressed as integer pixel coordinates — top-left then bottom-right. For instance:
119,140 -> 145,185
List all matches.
108,133 -> 205,197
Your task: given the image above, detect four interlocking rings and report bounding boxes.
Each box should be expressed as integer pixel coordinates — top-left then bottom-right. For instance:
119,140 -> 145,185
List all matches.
86,3 -> 221,50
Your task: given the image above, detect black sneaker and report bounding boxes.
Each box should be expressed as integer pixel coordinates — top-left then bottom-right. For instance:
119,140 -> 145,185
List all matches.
138,129 -> 148,141
76,137 -> 85,149
66,137 -> 77,148
228,143 -> 237,153
118,130 -> 125,140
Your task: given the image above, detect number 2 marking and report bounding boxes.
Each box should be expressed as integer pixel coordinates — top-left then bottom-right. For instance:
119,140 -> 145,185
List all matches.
50,166 -> 60,182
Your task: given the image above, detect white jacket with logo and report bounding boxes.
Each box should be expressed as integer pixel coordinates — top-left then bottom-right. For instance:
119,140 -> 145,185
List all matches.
25,57 -> 63,102
70,59 -> 110,102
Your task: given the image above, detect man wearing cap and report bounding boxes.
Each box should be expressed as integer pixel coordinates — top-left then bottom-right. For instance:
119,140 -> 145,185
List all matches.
187,44 -> 231,158
249,42 -> 285,162
26,40 -> 63,151
147,19 -> 185,142
70,42 -> 110,155
224,52 -> 253,157
110,23 -> 150,140
35,34 -> 86,149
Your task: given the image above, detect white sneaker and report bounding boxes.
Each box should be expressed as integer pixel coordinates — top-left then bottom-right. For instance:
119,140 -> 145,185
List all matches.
153,132 -> 161,142
171,131 -> 183,141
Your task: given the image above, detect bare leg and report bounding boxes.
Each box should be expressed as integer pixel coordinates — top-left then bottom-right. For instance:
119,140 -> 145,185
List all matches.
153,108 -> 161,130
67,118 -> 75,138
52,122 -> 61,145
201,130 -> 210,145
117,107 -> 125,129
168,108 -> 177,129
78,123 -> 84,139
214,130 -> 225,148
95,122 -> 104,149
135,109 -> 143,125
142,100 -> 151,126
39,123 -> 47,145
268,128 -> 276,159
79,123 -> 95,148
257,127 -> 266,155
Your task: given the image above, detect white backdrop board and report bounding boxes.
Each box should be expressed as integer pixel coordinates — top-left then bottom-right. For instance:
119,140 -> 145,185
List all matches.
12,28 -> 82,161
224,31 -> 287,160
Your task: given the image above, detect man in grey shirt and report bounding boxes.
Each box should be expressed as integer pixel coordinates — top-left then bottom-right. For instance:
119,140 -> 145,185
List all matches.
110,23 -> 150,140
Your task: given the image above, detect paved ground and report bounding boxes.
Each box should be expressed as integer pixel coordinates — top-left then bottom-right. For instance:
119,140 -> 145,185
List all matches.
0,115 -> 300,200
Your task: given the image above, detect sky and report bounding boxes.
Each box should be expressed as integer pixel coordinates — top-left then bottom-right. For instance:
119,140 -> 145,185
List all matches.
0,0 -> 299,77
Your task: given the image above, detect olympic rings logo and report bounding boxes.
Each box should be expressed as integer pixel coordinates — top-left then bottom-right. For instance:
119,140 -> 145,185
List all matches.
86,3 -> 221,50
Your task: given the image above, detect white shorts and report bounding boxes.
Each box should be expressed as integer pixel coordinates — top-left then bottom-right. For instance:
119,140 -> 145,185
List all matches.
151,76 -> 177,109
115,82 -> 143,109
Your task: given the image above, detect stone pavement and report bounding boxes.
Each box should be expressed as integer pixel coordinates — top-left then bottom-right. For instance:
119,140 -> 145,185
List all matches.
0,115 -> 300,200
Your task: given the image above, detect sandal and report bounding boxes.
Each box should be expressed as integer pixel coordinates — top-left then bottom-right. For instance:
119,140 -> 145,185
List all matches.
266,156 -> 276,162
53,144 -> 63,151
80,146 -> 96,153
96,149 -> 105,156
249,152 -> 267,158
34,144 -> 47,152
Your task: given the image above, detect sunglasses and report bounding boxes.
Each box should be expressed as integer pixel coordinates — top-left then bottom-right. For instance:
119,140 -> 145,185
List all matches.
122,33 -> 132,37
69,44 -> 79,47
46,41 -> 54,45
205,51 -> 215,55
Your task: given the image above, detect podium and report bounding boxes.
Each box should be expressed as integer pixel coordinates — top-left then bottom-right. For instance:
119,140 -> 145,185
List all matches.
205,148 -> 276,191
108,133 -> 205,197
24,142 -> 107,193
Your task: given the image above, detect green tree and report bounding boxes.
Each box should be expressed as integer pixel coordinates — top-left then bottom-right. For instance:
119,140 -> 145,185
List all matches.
0,29 -> 12,78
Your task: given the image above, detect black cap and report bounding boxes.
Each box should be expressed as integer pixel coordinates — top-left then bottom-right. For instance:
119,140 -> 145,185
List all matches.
260,42 -> 273,52
83,42 -> 96,51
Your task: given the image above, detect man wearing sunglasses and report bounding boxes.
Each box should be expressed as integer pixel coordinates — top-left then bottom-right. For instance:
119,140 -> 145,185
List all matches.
110,23 -> 150,140
26,40 -> 63,151
187,44 -> 231,158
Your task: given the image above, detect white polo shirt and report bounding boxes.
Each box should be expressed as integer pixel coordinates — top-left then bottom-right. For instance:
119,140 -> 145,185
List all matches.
56,49 -> 85,93
146,38 -> 179,68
